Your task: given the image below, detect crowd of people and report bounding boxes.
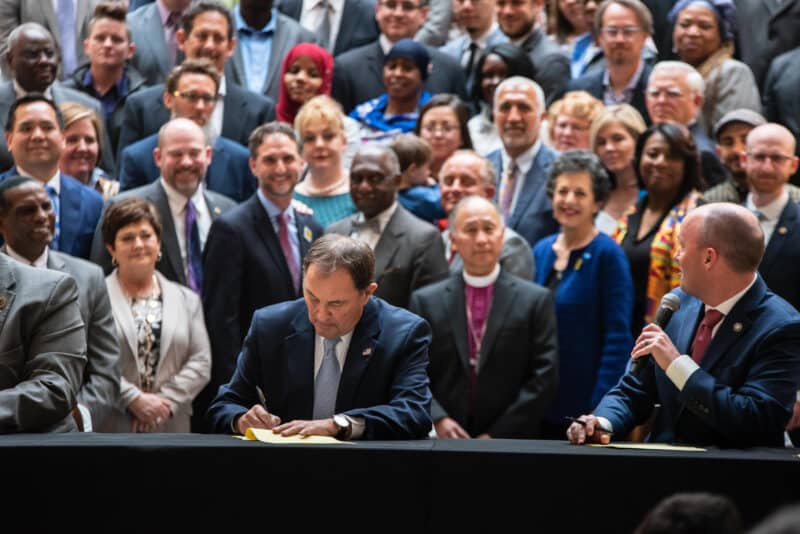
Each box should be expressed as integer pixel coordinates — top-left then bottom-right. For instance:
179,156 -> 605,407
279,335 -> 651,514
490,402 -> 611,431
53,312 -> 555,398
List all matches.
1,0 -> 800,461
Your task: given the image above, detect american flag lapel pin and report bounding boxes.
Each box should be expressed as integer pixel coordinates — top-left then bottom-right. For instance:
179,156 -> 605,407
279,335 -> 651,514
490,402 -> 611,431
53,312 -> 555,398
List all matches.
362,346 -> 372,357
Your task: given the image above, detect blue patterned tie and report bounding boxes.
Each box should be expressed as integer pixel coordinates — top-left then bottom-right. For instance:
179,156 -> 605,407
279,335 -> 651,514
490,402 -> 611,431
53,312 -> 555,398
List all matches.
185,199 -> 203,294
58,0 -> 77,77
45,185 -> 60,251
313,336 -> 341,419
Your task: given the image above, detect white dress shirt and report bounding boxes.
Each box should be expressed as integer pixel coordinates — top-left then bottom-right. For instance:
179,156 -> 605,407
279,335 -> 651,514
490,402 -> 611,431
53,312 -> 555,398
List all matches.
746,188 -> 789,246
351,201 -> 398,250
500,141 -> 541,215
300,0 -> 345,50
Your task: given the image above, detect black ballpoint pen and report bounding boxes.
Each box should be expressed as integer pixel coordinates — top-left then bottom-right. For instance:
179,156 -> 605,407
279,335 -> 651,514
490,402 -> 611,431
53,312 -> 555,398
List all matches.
256,386 -> 269,411
564,416 -> 614,435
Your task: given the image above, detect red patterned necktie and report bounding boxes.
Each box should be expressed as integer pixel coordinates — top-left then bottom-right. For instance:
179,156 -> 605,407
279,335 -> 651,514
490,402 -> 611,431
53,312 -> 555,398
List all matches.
690,308 -> 724,364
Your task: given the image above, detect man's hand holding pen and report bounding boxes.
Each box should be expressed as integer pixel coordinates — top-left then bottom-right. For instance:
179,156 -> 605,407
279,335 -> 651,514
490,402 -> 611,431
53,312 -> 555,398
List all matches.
234,386 -> 281,435
565,415 -> 613,445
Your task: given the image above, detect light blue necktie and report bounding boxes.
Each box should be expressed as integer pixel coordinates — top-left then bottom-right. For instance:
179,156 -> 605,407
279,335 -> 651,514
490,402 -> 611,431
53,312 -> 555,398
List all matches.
45,185 -> 60,251
57,0 -> 77,77
313,336 -> 341,419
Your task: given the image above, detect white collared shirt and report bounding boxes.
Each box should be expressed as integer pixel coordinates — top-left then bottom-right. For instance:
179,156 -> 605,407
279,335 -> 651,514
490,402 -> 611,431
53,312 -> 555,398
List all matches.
462,263 -> 500,287
160,178 -> 212,276
207,75 -> 226,145
746,188 -> 789,246
500,141 -> 541,215
314,330 -> 364,438
379,34 -> 395,55
5,243 -> 48,267
13,80 -> 54,100
351,200 -> 398,250
665,274 -> 758,391
300,0 -> 345,50
459,23 -> 499,67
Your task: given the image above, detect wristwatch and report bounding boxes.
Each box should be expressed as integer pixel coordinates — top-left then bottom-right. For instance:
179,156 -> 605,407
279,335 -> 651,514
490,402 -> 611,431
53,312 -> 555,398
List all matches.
333,413 -> 352,440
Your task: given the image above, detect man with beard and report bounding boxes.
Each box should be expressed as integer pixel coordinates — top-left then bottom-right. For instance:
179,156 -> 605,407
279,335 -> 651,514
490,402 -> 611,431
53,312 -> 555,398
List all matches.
119,0 -> 275,150
117,59 -> 255,202
90,118 -> 236,287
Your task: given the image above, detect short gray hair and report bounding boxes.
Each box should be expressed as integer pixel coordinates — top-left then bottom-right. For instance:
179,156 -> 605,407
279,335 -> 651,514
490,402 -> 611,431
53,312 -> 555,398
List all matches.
547,149 -> 612,204
7,23 -> 52,59
494,76 -> 545,113
302,234 -> 375,290
447,195 -> 503,230
440,149 -> 497,187
651,61 -> 705,96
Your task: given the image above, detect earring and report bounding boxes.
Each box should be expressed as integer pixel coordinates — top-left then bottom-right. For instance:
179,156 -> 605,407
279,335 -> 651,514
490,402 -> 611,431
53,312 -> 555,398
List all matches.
111,256 -> 118,267
157,251 -> 163,262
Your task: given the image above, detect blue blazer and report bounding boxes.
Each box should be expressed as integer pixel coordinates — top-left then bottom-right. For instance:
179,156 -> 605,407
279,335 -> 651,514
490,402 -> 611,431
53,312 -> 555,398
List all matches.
486,145 -> 560,247
595,277 -> 800,447
758,200 -> 800,311
118,134 -> 257,203
206,297 -> 433,440
0,168 -> 102,260
534,232 -> 633,422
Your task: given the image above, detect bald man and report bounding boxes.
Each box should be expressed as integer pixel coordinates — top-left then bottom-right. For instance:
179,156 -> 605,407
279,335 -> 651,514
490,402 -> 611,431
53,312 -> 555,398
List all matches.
568,203 -> 800,447
742,124 -> 800,311
90,118 -> 236,287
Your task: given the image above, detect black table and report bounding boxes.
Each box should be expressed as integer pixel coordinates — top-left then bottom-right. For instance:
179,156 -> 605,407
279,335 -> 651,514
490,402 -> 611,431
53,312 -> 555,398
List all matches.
3,434 -> 798,533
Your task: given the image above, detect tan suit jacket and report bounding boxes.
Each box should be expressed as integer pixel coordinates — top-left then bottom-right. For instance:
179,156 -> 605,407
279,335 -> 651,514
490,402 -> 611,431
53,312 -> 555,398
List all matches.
101,271 -> 211,433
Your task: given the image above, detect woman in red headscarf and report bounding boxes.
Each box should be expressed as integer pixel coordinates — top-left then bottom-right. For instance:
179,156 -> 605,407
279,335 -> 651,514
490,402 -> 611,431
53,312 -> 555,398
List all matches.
276,43 -> 334,125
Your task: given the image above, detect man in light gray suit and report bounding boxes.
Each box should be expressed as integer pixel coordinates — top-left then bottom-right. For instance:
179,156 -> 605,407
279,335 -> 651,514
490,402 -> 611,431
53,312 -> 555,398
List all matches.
0,23 -> 112,174
327,145 -> 449,309
0,250 -> 86,433
439,150 -> 534,280
225,0 -> 317,101
127,0 -> 191,86
0,177 -> 119,431
0,0 -> 99,79
91,119 -> 236,288
276,0 -> 379,57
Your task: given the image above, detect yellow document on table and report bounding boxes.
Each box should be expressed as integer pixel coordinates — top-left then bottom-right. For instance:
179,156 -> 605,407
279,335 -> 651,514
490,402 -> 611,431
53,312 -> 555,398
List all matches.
243,427 -> 353,445
588,443 -> 706,452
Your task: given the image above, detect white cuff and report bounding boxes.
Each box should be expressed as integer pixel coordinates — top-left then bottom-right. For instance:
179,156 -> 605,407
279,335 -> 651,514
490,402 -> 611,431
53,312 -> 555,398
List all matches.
665,355 -> 700,391
77,403 -> 93,432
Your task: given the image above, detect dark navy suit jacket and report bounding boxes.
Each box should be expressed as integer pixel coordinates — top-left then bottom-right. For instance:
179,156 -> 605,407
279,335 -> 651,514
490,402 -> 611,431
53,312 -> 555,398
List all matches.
486,145 -> 560,247
276,0 -> 379,57
196,195 -> 324,429
0,168 -> 102,260
595,278 -> 800,447
206,297 -> 433,440
118,134 -> 257,203
564,62 -> 653,125
758,200 -> 800,311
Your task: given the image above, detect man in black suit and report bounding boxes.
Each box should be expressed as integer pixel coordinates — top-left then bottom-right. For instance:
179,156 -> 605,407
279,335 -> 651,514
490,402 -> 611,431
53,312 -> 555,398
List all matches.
197,122 -> 324,430
494,0 -> 569,104
118,1 -> 275,152
566,0 -> 654,122
90,118 -> 236,286
276,0 -> 379,56
645,60 -> 726,189
763,48 -> 800,185
743,123 -> 800,312
410,195 -> 558,438
331,0 -> 468,113
327,145 -> 449,309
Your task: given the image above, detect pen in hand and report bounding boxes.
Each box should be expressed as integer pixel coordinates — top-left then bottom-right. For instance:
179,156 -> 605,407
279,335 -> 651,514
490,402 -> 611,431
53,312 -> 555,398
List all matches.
256,385 -> 269,412
564,416 -> 614,435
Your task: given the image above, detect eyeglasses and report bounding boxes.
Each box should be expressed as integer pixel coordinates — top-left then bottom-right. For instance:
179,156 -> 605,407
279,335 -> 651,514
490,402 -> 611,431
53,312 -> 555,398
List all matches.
172,90 -> 217,104
646,88 -> 684,100
746,153 -> 797,165
600,26 -> 642,39
379,0 -> 422,12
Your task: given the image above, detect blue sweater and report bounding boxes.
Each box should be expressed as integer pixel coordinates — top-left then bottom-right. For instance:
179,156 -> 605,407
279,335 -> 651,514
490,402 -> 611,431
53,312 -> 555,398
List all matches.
533,232 -> 634,423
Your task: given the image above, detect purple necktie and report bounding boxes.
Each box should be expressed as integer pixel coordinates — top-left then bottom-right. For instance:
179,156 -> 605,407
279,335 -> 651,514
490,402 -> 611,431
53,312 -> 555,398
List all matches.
278,212 -> 300,293
185,199 -> 203,294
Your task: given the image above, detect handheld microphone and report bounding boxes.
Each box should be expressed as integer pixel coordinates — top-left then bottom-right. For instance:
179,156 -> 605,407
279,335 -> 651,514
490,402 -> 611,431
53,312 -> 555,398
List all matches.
630,292 -> 682,377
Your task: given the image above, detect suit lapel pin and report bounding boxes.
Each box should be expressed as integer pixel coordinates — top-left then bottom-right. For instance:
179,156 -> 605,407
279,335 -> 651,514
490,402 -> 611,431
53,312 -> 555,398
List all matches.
213,206 -> 221,215
733,322 -> 743,333
362,347 -> 372,357
0,296 -> 6,310
778,226 -> 788,235
304,226 -> 313,243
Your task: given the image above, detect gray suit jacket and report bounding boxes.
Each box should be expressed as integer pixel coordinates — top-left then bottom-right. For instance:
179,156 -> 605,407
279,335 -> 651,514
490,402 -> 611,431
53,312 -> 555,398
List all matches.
414,0 -> 451,47
0,0 -> 99,78
101,270 -> 210,433
225,12 -> 317,101
439,27 -> 507,95
515,27 -> 570,105
0,254 -> 87,433
127,2 -> 181,86
443,226 -> 535,281
89,180 -> 236,286
276,0 -> 379,57
0,81 -> 114,175
46,250 -> 120,429
326,203 -> 449,309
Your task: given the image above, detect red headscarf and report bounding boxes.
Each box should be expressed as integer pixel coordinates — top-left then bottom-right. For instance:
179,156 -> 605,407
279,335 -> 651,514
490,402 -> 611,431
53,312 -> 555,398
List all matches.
275,43 -> 334,125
